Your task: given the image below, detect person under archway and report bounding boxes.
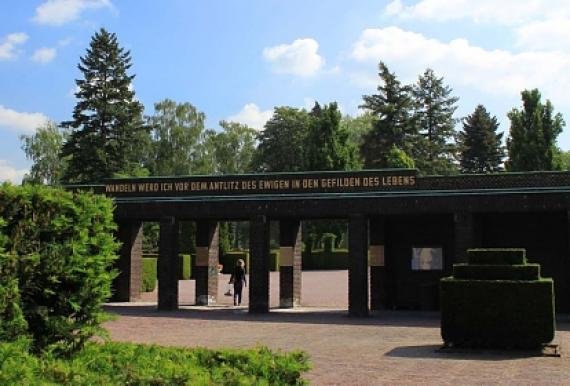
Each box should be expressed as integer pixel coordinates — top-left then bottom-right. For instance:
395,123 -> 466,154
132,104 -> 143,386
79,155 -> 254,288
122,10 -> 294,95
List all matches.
229,259 -> 247,306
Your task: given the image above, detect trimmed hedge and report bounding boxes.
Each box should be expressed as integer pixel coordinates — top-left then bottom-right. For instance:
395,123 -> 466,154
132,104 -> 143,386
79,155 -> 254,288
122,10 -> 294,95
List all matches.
0,183 -> 118,355
467,248 -> 526,265
141,257 -> 157,292
441,248 -> 555,349
302,249 -> 348,270
0,340 -> 311,385
441,278 -> 555,348
179,254 -> 191,280
453,264 -> 540,281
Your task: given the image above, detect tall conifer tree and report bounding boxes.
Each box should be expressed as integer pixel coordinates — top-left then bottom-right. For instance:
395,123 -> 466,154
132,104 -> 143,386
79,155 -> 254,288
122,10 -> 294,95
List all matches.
360,62 -> 415,168
61,28 -> 146,183
412,68 -> 459,175
506,89 -> 565,171
458,105 -> 504,173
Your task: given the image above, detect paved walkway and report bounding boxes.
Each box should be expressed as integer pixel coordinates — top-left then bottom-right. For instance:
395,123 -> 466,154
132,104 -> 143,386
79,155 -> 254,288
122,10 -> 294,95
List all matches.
104,271 -> 570,385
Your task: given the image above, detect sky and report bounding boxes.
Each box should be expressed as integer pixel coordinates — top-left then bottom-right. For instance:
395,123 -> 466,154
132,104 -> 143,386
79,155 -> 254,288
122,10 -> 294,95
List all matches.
2,0 -> 570,182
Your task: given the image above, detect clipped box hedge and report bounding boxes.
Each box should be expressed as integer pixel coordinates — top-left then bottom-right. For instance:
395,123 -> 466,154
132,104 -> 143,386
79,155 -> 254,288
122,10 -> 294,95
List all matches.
467,248 -> 526,265
302,249 -> 348,270
441,248 -> 555,349
141,257 -> 157,292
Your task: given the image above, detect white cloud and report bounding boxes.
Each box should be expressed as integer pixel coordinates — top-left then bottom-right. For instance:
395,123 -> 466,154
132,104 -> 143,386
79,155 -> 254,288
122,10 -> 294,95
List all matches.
32,0 -> 113,26
227,103 -> 273,131
0,105 -> 49,134
0,32 -> 28,61
263,38 -> 325,77
350,27 -> 570,102
384,0 -> 570,25
515,18 -> 570,51
0,160 -> 27,184
32,47 -> 57,64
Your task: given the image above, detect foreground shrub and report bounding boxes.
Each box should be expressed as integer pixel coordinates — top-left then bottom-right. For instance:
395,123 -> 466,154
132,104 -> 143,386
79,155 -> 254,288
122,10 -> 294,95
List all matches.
441,248 -> 555,348
0,183 -> 119,354
0,340 -> 310,385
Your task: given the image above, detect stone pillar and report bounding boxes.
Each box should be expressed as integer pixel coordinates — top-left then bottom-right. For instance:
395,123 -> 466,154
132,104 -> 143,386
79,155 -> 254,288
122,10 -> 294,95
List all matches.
249,215 -> 270,313
158,216 -> 179,311
454,212 -> 475,263
348,214 -> 369,317
113,221 -> 143,302
369,217 -> 387,311
195,221 -> 219,306
279,219 -> 302,308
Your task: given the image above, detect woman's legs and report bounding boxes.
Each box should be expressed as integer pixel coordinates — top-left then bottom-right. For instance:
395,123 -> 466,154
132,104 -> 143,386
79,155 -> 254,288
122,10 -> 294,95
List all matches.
233,281 -> 243,306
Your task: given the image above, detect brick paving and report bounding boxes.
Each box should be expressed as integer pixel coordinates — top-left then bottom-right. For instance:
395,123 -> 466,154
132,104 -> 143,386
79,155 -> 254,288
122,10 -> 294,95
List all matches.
105,271 -> 570,385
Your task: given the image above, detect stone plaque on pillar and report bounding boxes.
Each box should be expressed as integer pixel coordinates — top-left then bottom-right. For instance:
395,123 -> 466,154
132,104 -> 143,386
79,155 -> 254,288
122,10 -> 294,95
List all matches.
369,245 -> 385,267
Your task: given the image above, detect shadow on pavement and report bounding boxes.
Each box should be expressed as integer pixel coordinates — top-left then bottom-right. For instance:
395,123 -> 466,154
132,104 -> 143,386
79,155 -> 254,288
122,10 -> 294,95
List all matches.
385,344 -> 560,361
103,304 -> 440,328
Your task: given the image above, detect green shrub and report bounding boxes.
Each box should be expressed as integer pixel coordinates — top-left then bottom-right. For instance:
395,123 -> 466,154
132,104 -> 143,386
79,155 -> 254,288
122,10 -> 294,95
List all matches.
453,264 -> 540,280
440,278 -> 554,348
179,254 -> 191,280
0,341 -> 311,385
141,257 -> 157,292
467,248 -> 526,265
270,249 -> 280,271
0,183 -> 119,355
302,249 -> 348,270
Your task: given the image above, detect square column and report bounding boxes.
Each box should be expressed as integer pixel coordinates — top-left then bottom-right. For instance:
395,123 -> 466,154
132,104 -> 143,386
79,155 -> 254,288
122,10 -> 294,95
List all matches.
454,212 -> 475,263
113,221 -> 143,302
279,219 -> 302,308
158,216 -> 179,311
249,215 -> 270,313
369,217 -> 387,311
349,214 -> 369,317
195,221 -> 219,306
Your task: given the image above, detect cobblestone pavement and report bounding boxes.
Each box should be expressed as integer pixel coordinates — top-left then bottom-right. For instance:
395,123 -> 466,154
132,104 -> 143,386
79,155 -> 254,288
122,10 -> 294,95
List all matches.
105,271 -> 570,385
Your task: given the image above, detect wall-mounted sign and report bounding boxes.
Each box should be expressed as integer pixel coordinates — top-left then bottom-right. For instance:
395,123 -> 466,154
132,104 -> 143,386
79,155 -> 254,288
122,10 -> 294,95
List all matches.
104,169 -> 418,198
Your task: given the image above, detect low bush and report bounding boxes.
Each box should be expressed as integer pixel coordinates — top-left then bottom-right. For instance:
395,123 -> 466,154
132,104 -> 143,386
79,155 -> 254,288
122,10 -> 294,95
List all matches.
0,340 -> 311,385
467,248 -> 526,265
302,249 -> 348,270
0,183 -> 118,355
453,264 -> 540,281
179,253 -> 191,280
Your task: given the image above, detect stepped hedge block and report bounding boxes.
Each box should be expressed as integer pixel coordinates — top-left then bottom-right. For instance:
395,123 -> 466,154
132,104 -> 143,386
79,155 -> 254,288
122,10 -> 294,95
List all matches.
441,248 -> 555,349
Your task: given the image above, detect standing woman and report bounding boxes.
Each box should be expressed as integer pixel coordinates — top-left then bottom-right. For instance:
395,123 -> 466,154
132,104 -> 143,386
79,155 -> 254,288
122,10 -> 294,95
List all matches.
229,259 -> 247,306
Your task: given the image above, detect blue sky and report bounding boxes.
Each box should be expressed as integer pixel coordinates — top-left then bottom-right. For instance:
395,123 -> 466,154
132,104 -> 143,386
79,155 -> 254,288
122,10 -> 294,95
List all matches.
2,0 -> 570,182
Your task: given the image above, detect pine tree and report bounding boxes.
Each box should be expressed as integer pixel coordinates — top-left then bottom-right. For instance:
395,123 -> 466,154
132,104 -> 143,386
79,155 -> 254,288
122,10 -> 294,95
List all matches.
360,62 -> 415,168
61,28 -> 147,183
412,68 -> 459,175
506,89 -> 565,172
458,105 -> 504,173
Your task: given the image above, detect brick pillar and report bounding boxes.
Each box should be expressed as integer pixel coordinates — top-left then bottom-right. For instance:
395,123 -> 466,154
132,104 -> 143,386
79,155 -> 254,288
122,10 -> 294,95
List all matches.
369,217 -> 387,311
113,221 -> 143,302
158,216 -> 179,311
454,212 -> 474,263
249,215 -> 270,313
279,219 -> 302,308
195,221 -> 219,306
349,214 -> 369,317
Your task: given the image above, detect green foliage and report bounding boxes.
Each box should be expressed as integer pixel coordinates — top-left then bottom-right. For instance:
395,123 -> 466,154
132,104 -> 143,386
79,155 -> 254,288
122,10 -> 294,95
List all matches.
61,28 -> 147,183
302,249 -> 349,270
305,102 -> 361,171
213,121 -> 257,174
19,120 -> 69,185
412,68 -> 459,175
0,341 -> 311,385
386,145 -> 415,169
440,278 -> 555,348
0,183 -> 118,355
506,89 -> 565,172
340,112 -> 374,151
145,99 -> 206,176
360,62 -> 416,168
458,105 -> 505,173
179,254 -> 191,280
141,257 -> 157,292
441,248 -> 555,348
467,248 -> 526,265
253,106 -> 311,172
453,264 -> 540,281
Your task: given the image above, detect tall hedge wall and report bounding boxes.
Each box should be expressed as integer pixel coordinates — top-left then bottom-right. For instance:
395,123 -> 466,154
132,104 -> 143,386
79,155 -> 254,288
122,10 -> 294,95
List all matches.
0,183 -> 119,354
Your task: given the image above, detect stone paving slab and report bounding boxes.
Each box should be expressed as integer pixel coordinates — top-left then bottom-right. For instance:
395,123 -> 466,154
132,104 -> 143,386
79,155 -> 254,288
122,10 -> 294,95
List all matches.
105,271 -> 570,385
